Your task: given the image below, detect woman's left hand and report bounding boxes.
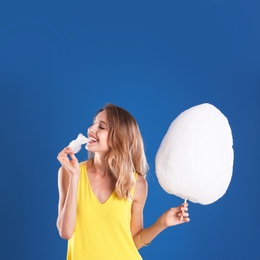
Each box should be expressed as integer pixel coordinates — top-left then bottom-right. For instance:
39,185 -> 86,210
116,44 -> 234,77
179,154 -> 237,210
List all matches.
159,203 -> 190,228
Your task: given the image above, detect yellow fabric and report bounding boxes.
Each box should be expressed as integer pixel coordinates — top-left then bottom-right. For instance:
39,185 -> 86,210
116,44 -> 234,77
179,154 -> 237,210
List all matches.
67,162 -> 142,260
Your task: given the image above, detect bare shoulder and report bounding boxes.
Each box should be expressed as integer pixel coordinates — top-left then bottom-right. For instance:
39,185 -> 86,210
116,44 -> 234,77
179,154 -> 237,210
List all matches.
133,174 -> 148,203
135,174 -> 147,189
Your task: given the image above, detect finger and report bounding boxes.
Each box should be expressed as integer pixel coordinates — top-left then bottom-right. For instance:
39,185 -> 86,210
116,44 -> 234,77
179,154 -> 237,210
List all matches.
57,151 -> 68,160
57,156 -> 69,166
179,214 -> 190,223
63,147 -> 75,154
179,212 -> 189,217
181,203 -> 188,209
57,147 -> 75,159
57,152 -> 71,165
181,205 -> 189,212
182,217 -> 190,222
69,152 -> 78,161
57,151 -> 67,160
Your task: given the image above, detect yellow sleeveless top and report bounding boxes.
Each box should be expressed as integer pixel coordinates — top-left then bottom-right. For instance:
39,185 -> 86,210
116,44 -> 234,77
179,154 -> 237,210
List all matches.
66,162 -> 142,260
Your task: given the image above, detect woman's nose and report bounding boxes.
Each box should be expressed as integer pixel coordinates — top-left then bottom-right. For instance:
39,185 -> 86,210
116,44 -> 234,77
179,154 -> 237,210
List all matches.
88,124 -> 96,134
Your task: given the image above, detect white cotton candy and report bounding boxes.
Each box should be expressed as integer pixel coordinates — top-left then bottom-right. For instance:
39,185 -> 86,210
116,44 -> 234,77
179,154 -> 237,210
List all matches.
155,103 -> 234,205
68,133 -> 89,153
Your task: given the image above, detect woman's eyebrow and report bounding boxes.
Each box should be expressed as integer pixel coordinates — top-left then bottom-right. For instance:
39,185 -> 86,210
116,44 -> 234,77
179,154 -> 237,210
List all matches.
94,119 -> 108,126
100,120 -> 108,126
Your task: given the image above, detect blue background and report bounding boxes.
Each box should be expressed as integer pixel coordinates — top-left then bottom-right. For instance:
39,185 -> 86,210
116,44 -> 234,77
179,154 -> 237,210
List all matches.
0,0 -> 259,259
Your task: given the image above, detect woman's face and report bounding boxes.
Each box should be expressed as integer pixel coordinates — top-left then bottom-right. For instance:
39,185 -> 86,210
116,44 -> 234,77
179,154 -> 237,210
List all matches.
86,110 -> 110,155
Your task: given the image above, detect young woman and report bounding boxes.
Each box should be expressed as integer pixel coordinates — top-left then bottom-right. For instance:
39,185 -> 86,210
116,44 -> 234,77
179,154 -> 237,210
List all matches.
57,103 -> 190,260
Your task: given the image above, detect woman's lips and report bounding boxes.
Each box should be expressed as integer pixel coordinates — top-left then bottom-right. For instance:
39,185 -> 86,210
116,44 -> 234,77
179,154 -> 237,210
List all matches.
88,136 -> 98,143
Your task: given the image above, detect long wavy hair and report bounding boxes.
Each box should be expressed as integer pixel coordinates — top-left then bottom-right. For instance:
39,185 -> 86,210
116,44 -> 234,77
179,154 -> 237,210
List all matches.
86,103 -> 149,200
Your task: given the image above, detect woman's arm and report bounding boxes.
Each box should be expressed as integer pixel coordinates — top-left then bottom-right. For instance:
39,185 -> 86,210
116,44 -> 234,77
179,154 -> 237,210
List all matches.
56,147 -> 80,240
131,175 -> 190,249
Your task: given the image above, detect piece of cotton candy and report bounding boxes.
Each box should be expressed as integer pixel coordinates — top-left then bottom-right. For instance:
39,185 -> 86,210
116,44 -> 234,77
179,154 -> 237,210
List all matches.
155,103 -> 234,205
68,133 -> 89,153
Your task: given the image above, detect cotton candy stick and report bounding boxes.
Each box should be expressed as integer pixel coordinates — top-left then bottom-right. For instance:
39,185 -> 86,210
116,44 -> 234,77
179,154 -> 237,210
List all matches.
180,198 -> 188,221
68,133 -> 89,153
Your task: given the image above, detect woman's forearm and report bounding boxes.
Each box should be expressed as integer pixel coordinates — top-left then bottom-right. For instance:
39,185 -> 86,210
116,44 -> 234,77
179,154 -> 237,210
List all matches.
134,216 -> 166,249
134,204 -> 189,249
57,176 -> 79,239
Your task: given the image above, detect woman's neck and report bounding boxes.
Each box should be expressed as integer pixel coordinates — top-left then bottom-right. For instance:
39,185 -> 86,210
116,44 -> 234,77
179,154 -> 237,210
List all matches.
92,153 -> 109,177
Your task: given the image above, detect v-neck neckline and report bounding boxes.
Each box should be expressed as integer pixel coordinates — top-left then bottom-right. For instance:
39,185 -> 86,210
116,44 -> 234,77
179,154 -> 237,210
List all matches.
85,168 -> 116,205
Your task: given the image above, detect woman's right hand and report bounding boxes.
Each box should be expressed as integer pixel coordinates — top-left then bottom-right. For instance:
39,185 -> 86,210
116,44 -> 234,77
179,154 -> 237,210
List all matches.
57,147 -> 80,177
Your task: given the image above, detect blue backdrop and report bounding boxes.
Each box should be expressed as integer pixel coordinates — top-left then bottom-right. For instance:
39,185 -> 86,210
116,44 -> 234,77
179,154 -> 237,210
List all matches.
0,1 -> 259,259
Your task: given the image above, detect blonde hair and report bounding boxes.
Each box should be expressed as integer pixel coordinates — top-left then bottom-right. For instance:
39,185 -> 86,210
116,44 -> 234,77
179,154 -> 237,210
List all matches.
87,103 -> 149,200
